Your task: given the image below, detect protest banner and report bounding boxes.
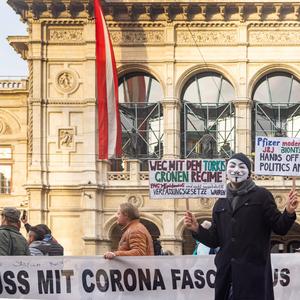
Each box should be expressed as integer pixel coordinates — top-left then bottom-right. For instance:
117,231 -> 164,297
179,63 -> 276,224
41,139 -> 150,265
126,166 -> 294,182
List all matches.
148,159 -> 227,199
255,136 -> 300,179
0,255 -> 299,299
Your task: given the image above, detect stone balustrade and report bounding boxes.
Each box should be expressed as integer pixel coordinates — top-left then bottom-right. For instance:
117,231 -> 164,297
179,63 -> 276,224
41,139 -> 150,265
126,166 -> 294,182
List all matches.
0,79 -> 27,90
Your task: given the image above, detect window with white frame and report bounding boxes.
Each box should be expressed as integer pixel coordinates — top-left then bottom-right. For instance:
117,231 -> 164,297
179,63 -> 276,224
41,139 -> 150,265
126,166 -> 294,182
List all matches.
0,146 -> 12,194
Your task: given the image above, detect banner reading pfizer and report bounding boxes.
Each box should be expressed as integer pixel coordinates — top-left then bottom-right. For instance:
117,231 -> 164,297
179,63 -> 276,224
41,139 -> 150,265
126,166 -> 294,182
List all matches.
148,159 -> 227,199
255,136 -> 300,176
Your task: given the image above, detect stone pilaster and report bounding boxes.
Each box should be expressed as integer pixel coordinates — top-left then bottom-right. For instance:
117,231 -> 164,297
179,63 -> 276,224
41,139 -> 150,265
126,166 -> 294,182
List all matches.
162,98 -> 181,159
123,159 -> 141,183
233,98 -> 252,155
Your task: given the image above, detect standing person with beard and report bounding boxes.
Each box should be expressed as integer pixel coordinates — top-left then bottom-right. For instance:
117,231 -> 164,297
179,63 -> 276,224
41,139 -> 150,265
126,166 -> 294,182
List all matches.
104,203 -> 154,259
184,153 -> 298,300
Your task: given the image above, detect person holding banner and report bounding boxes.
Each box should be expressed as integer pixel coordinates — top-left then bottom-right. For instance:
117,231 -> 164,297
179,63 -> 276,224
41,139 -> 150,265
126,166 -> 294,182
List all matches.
104,203 -> 154,259
184,152 -> 298,300
193,221 -> 218,255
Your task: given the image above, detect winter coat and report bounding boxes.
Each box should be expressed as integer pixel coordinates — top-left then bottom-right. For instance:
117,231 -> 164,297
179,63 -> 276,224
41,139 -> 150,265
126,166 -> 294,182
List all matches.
115,219 -> 154,256
0,226 -> 30,256
29,239 -> 64,256
192,185 -> 295,300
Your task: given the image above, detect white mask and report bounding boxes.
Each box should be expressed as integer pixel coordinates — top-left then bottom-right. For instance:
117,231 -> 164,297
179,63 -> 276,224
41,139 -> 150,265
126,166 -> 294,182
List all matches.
226,158 -> 249,183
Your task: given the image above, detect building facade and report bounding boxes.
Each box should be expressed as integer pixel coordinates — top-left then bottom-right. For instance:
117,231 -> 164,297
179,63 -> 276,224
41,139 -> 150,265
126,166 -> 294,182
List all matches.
0,0 -> 300,255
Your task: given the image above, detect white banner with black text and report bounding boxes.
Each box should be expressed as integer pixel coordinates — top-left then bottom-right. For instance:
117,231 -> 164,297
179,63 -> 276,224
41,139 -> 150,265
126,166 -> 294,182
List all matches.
0,254 -> 299,299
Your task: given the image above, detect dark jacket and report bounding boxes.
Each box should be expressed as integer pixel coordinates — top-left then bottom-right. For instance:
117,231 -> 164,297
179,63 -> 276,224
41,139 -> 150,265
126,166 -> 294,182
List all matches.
29,240 -> 64,256
25,223 -> 64,255
0,226 -> 30,256
192,185 -> 295,300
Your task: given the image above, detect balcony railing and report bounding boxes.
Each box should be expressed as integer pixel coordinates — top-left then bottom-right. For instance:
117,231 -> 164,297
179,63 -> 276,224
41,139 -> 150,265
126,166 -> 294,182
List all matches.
0,79 -> 27,90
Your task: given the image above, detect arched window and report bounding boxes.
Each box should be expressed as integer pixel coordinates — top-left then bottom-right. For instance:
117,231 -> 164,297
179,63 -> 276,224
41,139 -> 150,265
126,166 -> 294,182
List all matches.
0,146 -> 12,194
181,72 -> 235,159
252,72 -> 300,150
117,72 -> 163,170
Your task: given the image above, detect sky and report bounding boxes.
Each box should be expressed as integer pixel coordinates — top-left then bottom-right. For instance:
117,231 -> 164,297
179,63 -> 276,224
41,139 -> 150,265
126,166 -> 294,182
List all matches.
0,1 -> 28,78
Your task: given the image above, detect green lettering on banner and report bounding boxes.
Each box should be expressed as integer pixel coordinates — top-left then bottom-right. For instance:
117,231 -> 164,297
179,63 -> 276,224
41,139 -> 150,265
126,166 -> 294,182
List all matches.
203,160 -> 226,172
155,171 -> 189,182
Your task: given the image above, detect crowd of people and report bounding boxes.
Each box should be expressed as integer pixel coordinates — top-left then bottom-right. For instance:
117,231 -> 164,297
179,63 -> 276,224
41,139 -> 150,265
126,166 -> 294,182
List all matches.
0,152 -> 298,300
0,207 -> 63,256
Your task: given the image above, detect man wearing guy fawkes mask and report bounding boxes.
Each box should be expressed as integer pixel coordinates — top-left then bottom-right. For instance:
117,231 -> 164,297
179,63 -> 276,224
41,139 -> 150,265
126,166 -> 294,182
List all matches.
184,153 -> 298,300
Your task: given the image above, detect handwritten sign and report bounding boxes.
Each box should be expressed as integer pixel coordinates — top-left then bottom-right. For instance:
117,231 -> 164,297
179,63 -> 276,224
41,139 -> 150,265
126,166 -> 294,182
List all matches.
148,159 -> 227,199
255,136 -> 300,176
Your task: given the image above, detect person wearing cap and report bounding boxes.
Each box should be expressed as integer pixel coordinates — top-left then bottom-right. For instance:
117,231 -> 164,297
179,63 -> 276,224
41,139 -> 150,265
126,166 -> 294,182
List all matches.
0,207 -> 30,256
21,214 -> 64,255
184,152 -> 298,300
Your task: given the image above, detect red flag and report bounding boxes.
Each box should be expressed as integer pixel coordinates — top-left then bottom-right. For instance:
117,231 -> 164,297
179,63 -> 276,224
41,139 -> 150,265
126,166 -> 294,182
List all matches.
94,0 -> 122,159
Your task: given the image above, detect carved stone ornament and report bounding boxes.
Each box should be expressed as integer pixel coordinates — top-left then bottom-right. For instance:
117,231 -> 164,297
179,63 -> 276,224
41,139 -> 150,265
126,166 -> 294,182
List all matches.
55,70 -> 78,94
177,30 -> 237,45
0,119 -> 6,135
274,195 -> 285,209
249,30 -> 300,45
110,30 -> 165,45
0,118 -> 10,135
199,198 -> 214,210
59,128 -> 74,149
127,195 -> 143,208
49,28 -> 84,42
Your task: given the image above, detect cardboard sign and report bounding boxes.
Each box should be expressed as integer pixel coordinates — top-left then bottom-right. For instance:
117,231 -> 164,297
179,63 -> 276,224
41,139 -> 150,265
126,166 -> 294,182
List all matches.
148,159 -> 227,199
255,136 -> 300,176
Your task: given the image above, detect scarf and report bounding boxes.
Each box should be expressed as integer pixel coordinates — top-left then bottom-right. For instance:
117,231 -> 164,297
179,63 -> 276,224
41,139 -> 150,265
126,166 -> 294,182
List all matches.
227,178 -> 256,210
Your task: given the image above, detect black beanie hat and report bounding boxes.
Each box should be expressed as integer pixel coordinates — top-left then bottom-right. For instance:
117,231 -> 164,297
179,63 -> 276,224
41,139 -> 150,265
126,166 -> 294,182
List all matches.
229,153 -> 252,176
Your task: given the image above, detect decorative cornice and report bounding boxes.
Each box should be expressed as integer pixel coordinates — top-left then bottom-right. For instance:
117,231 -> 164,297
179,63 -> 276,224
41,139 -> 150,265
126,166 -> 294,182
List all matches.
44,99 -> 97,105
101,2 -> 300,23
7,1 -> 300,23
8,0 -> 92,21
107,22 -> 164,28
43,20 -> 87,25
176,22 -> 238,28
7,36 -> 29,60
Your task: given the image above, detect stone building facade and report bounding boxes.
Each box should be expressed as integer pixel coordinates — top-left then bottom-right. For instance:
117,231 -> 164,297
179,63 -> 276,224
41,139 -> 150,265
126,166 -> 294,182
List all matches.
0,0 -> 300,255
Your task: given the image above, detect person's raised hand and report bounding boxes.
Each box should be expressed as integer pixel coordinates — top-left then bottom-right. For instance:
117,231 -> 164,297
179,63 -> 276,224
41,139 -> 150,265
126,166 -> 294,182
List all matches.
184,211 -> 199,233
286,189 -> 298,214
21,213 -> 28,224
